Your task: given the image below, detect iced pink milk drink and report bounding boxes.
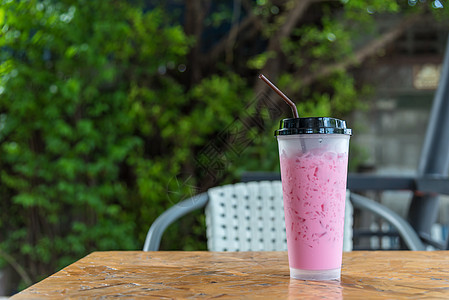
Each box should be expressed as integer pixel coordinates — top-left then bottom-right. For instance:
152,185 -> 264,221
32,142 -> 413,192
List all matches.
275,117 -> 351,280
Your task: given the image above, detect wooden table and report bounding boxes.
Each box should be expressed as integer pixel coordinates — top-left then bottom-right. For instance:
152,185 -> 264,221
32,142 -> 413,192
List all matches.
12,251 -> 449,299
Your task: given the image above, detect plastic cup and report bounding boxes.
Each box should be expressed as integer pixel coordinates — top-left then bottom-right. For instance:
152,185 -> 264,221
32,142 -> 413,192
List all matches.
275,117 -> 352,281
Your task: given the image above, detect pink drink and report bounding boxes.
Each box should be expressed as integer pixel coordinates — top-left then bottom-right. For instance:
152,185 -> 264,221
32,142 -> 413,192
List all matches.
280,149 -> 348,271
275,117 -> 351,280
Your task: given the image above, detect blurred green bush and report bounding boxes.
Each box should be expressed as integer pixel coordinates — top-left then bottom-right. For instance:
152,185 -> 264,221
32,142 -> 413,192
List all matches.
0,0 -> 197,287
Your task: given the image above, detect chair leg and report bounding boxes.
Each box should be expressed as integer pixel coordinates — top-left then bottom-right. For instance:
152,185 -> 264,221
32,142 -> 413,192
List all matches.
350,193 -> 425,251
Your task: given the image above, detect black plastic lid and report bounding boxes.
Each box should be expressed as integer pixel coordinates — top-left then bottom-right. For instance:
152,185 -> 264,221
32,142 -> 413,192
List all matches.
274,117 -> 352,136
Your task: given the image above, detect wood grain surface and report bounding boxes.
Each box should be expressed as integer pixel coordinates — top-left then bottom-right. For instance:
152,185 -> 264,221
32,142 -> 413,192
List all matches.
12,251 -> 449,299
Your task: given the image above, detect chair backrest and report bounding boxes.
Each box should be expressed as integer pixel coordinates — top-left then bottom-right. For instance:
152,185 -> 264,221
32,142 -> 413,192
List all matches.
205,181 -> 353,252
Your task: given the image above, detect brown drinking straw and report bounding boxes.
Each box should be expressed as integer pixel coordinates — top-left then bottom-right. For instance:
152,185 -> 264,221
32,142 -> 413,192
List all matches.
259,74 -> 299,118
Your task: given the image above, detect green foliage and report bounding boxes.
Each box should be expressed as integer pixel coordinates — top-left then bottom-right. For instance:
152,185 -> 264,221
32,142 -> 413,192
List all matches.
0,0 -> 193,286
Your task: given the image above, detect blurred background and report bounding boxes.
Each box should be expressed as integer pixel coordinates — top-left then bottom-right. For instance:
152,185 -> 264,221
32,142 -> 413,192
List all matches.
0,0 -> 448,295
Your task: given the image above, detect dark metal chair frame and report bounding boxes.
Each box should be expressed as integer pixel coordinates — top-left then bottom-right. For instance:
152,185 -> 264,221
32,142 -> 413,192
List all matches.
143,184 -> 425,251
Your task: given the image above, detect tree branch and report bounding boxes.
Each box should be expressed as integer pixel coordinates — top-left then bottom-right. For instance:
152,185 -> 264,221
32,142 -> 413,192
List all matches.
296,12 -> 424,87
225,0 -> 242,64
185,0 -> 211,85
276,0 -> 312,45
204,7 -> 263,65
254,0 -> 314,99
0,249 -> 32,287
